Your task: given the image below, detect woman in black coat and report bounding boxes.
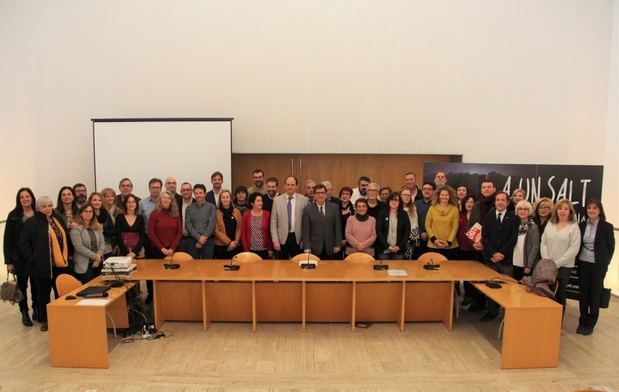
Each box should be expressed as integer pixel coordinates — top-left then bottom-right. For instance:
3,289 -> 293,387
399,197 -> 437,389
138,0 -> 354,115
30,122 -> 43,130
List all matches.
3,188 -> 37,326
20,196 -> 70,332
576,199 -> 615,335
376,192 -> 411,260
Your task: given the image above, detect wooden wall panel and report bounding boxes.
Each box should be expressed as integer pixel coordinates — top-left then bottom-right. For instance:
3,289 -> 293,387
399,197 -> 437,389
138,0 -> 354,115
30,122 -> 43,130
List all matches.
232,154 -> 460,195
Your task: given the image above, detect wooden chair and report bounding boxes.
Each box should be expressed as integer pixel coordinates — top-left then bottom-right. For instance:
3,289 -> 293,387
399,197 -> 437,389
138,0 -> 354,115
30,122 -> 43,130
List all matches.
165,251 -> 193,262
417,251 -> 448,264
232,252 -> 263,263
290,253 -> 320,263
344,253 -> 375,264
56,274 -> 82,297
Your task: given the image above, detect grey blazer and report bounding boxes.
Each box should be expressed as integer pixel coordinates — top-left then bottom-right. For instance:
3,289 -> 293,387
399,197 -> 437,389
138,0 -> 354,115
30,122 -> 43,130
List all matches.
521,220 -> 541,270
70,227 -> 105,274
302,202 -> 342,256
270,193 -> 308,245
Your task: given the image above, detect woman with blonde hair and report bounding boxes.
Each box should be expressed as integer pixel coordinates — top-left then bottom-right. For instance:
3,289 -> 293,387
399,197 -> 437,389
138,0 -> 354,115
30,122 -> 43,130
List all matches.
425,185 -> 460,259
147,191 -> 182,259
101,187 -> 122,224
533,197 -> 554,235
512,200 -> 540,281
541,199 -> 581,312
70,203 -> 105,284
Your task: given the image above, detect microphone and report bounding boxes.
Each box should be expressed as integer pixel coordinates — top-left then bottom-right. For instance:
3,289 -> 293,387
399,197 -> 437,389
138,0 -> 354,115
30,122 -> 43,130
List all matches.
163,251 -> 181,270
423,261 -> 440,270
373,254 -> 389,270
300,250 -> 316,269
109,261 -> 125,288
224,254 -> 240,271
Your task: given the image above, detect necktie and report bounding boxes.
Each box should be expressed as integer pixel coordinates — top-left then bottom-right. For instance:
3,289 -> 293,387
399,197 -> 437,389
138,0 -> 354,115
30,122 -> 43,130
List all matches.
287,196 -> 293,231
497,212 -> 502,223
319,205 -> 324,216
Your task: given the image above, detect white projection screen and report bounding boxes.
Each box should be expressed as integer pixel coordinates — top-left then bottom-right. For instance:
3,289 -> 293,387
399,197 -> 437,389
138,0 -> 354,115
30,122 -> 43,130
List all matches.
93,118 -> 232,199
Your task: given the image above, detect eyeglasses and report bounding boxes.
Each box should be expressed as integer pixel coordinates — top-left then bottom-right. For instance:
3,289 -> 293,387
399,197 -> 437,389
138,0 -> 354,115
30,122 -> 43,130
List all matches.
314,191 -> 327,195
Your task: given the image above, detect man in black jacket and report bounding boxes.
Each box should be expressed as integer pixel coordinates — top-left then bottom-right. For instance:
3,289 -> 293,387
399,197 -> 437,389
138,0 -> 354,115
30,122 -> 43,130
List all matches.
480,192 -> 518,321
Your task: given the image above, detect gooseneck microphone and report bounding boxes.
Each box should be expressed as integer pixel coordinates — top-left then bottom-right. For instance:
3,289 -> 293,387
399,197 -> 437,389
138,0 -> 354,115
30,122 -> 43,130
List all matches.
373,255 -> 389,270
300,251 -> 316,269
224,254 -> 240,271
164,251 -> 181,270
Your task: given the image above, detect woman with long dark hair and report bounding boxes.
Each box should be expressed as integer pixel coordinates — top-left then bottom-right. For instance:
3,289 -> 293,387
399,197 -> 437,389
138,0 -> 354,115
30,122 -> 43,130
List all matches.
376,192 -> 410,260
55,186 -> 78,227
241,192 -> 272,259
115,194 -> 146,258
4,188 -> 37,326
576,199 -> 615,335
214,190 -> 242,259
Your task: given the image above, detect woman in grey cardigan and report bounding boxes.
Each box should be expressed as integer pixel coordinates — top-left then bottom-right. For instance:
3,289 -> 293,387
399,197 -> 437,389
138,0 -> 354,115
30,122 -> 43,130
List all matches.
512,200 -> 540,282
70,203 -> 105,284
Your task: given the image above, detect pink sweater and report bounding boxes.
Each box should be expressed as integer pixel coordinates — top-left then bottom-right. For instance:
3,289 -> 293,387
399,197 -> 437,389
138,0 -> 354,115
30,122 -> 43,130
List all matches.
345,215 -> 377,256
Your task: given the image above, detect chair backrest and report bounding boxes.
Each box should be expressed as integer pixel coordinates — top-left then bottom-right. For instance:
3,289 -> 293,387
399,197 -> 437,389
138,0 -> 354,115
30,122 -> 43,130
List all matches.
417,252 -> 448,264
290,253 -> 321,263
56,274 -> 82,297
344,252 -> 375,264
165,251 -> 193,262
232,252 -> 263,263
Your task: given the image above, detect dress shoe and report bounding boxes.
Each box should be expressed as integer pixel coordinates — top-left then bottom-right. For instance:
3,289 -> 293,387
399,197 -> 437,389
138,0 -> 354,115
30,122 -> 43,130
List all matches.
40,322 -> 48,332
468,303 -> 485,312
32,307 -> 39,321
576,325 -> 584,334
581,326 -> 594,336
21,310 -> 33,327
480,312 -> 497,322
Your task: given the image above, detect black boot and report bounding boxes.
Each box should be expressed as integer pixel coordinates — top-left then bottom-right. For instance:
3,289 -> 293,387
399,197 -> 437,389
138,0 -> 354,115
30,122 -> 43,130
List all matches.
32,307 -> 39,322
21,310 -> 33,327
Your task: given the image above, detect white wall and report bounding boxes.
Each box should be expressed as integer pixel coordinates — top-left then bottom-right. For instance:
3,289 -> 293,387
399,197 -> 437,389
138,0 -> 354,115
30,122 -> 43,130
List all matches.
0,1 -> 616,246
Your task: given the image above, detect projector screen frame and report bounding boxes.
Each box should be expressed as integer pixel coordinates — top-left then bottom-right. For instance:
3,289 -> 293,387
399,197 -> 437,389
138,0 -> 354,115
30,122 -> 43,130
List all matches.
91,117 -> 233,197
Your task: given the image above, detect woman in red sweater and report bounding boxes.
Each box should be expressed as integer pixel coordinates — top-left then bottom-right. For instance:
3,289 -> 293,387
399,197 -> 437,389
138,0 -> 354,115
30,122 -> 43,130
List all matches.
241,192 -> 272,259
148,191 -> 182,259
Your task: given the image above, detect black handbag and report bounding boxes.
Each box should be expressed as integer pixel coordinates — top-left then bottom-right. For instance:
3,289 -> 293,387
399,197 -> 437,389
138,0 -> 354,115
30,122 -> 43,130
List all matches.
0,273 -> 23,305
600,287 -> 612,309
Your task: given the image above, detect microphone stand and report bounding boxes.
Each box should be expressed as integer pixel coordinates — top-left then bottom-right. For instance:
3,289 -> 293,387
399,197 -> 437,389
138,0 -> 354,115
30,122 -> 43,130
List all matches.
109,262 -> 126,288
373,254 -> 389,270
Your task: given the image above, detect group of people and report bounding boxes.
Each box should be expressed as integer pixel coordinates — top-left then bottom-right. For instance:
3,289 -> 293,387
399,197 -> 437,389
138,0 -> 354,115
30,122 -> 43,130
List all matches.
4,169 -> 614,336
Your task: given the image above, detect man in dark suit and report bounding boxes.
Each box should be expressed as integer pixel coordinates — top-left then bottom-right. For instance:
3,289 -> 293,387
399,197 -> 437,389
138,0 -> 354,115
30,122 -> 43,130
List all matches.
205,171 -> 223,207
302,183 -> 342,259
481,191 -> 518,321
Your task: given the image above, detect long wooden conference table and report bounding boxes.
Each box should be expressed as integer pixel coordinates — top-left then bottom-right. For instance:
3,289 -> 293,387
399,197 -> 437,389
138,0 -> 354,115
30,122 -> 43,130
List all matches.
47,259 -> 562,370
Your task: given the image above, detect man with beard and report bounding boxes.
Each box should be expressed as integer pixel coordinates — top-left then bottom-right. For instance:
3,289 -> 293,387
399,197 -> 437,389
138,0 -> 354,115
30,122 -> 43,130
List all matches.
206,171 -> 224,207
73,183 -> 88,208
403,172 -> 422,201
248,169 -> 266,195
262,176 -> 279,212
350,176 -> 370,204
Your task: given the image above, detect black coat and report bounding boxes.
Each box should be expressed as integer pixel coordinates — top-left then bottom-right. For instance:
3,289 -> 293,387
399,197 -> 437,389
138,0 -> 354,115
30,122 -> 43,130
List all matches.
3,209 -> 29,275
579,220 -> 615,268
20,212 -> 70,279
482,208 -> 519,265
376,209 -> 411,255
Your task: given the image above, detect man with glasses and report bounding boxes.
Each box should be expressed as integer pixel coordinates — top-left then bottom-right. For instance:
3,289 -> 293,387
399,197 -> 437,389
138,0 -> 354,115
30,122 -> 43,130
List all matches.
179,182 -> 194,252
248,169 -> 266,195
351,176 -> 370,204
302,184 -> 342,259
366,182 -> 386,219
116,178 -> 141,210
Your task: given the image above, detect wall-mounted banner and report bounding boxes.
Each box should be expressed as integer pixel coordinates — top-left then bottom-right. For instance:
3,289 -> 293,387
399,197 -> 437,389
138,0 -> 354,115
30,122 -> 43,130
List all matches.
423,163 -> 604,220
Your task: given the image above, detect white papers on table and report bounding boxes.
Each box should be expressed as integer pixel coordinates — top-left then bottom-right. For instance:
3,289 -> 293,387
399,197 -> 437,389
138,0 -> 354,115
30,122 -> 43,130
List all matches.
76,299 -> 110,306
387,269 -> 408,277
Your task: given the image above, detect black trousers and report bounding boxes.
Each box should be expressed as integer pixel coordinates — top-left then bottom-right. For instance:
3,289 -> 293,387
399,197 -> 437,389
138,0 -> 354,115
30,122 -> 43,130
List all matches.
52,266 -> 70,299
278,233 -> 301,260
555,266 -> 573,314
456,250 -> 482,301
577,260 -> 607,328
249,249 -> 271,260
32,277 -> 52,323
16,273 -> 37,313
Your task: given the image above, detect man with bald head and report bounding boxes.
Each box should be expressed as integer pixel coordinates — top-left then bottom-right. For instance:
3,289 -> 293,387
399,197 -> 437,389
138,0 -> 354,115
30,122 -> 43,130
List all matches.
165,176 -> 183,211
270,176 -> 308,259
